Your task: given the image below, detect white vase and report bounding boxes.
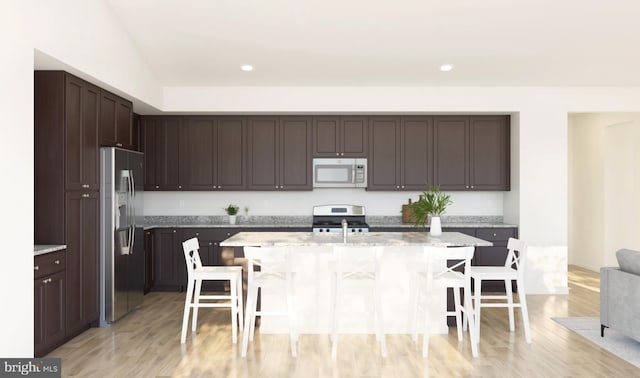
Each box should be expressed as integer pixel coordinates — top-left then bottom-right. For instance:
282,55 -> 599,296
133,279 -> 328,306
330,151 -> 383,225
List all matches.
229,215 -> 237,225
430,216 -> 442,236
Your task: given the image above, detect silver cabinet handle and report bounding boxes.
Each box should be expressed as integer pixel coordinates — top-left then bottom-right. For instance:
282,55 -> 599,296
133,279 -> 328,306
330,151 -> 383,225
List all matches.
34,266 -> 39,271
82,193 -> 90,198
173,230 -> 176,233
335,153 -> 340,156
195,232 -> 199,236
470,186 -> 474,189
401,185 -> 405,189
218,186 -> 222,189
178,185 -> 182,189
208,242 -> 213,246
155,185 -> 159,189
49,278 -> 52,283
42,279 -> 48,284
117,143 -> 123,147
54,260 -> 60,264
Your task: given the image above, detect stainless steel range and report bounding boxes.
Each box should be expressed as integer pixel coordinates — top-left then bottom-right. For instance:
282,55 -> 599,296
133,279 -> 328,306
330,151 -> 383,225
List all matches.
312,204 -> 369,233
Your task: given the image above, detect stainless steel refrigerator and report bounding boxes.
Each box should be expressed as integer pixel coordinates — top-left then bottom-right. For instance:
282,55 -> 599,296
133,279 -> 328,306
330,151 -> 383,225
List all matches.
99,147 -> 144,326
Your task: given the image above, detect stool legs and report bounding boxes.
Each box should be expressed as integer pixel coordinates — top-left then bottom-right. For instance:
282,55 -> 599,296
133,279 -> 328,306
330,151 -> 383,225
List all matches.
181,279 -> 195,344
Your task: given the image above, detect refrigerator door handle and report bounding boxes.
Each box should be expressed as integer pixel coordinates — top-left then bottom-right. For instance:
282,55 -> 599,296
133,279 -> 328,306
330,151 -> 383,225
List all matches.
128,169 -> 135,255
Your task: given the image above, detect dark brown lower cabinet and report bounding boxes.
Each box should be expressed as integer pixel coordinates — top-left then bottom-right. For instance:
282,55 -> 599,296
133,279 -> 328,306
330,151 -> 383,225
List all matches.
34,251 -> 66,357
64,191 -> 100,337
152,228 -> 184,291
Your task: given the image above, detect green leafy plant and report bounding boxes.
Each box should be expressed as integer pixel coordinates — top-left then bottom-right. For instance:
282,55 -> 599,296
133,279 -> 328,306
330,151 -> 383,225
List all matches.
224,204 -> 239,216
408,184 -> 452,227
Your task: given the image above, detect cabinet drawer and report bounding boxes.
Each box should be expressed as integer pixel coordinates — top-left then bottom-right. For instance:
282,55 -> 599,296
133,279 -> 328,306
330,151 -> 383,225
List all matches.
476,228 -> 516,243
34,251 -> 66,279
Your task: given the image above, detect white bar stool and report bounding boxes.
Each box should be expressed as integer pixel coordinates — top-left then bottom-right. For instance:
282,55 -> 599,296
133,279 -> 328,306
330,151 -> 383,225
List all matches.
241,246 -> 297,358
469,237 -> 531,343
330,246 -> 387,358
181,237 -> 244,344
408,246 -> 478,357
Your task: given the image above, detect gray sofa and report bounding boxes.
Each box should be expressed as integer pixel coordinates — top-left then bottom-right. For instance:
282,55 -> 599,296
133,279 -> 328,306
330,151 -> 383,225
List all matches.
600,249 -> 640,341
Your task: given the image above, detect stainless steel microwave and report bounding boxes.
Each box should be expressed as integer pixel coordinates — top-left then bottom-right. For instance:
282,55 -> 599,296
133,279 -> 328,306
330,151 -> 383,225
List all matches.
312,158 -> 367,188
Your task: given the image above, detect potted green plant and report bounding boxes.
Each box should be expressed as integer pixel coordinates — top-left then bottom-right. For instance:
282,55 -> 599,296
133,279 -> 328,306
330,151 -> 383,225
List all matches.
408,184 -> 452,236
224,204 -> 240,225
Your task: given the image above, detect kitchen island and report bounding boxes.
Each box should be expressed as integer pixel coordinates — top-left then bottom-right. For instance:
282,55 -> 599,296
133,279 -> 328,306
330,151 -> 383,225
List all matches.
221,232 -> 492,335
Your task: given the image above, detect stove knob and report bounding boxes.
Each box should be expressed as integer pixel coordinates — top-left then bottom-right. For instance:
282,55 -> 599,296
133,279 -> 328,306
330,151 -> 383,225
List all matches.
358,229 -> 363,232
351,229 -> 356,233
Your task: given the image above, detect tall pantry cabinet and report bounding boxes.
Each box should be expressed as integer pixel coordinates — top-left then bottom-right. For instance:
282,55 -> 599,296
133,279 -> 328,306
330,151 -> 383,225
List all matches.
34,71 -> 100,351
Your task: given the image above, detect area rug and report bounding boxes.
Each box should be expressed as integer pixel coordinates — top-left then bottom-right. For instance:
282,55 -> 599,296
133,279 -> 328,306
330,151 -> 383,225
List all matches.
552,317 -> 640,368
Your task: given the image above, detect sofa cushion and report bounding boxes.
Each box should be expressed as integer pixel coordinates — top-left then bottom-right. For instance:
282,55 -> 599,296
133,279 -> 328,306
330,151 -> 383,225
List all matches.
616,249 -> 640,275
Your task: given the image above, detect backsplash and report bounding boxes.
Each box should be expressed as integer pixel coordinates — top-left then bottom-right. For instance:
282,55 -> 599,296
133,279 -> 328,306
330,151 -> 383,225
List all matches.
143,215 -> 504,227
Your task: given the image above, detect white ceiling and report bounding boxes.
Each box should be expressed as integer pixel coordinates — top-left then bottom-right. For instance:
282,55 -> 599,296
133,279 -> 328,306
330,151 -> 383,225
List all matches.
106,0 -> 640,87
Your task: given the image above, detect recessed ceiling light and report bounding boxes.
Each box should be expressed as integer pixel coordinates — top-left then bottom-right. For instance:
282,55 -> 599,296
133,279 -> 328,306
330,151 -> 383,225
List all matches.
440,64 -> 454,72
240,64 -> 254,72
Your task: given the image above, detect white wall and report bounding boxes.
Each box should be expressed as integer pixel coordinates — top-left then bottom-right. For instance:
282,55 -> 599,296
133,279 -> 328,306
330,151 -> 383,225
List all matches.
568,113 -> 640,271
32,0 -> 162,111
1,0 -> 35,357
604,120 -> 640,266
144,190 -> 504,217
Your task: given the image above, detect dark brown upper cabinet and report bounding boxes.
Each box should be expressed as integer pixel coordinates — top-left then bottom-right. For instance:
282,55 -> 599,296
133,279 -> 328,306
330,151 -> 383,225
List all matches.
99,89 -> 134,150
247,117 -> 312,190
433,115 -> 510,191
35,71 -> 101,243
368,117 -> 433,191
312,116 -> 367,157
182,117 -> 246,190
140,116 -> 183,190
64,75 -> 100,192
368,118 -> 400,190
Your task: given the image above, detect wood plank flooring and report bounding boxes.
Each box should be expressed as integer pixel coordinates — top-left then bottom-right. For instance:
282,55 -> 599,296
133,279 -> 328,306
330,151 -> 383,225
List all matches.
48,265 -> 640,377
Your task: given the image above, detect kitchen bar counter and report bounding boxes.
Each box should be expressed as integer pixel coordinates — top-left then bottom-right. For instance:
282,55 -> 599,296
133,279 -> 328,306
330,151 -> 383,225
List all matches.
220,231 -> 492,335
220,231 -> 493,247
34,245 -> 66,256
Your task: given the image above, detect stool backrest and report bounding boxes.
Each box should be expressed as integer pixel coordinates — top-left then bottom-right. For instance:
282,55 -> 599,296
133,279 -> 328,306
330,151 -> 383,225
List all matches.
244,246 -> 293,281
182,237 -> 203,279
422,246 -> 475,281
332,246 -> 384,277
505,237 -> 527,279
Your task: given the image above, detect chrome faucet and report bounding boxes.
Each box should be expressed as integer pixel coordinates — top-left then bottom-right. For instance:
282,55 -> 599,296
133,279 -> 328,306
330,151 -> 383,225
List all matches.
341,218 -> 348,242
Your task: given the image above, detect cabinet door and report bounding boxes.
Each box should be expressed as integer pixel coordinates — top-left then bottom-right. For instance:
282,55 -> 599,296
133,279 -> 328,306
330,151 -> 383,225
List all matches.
183,118 -> 216,190
368,118 -> 400,190
280,118 -> 312,190
141,118 -> 160,190
433,117 -> 469,190
100,90 -> 118,147
217,118 -> 246,190
144,230 -> 154,294
64,75 -> 84,191
341,117 -> 368,156
153,229 -> 183,290
65,191 -> 99,336
401,118 -> 432,190
116,98 -> 133,149
43,271 -> 66,352
34,271 -> 66,357
160,118 -> 183,190
313,117 -> 340,157
82,83 -> 101,190
82,193 -> 100,324
65,76 -> 100,191
247,118 -> 279,190
469,116 -> 509,190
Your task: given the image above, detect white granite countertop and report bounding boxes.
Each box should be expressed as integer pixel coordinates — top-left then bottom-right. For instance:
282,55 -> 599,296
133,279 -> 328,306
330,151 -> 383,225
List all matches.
220,231 -> 493,247
143,223 -> 312,230
34,245 -> 67,256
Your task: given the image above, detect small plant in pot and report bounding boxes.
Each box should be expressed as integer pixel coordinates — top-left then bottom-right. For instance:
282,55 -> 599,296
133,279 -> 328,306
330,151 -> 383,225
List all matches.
408,184 -> 452,236
224,204 -> 240,225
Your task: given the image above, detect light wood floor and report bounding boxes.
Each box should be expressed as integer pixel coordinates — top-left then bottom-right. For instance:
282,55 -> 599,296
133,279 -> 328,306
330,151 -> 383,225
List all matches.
48,266 -> 639,377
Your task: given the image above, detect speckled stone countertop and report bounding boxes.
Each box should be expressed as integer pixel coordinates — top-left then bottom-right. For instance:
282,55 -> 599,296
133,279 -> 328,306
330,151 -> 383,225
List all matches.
220,231 -> 493,247
143,215 -> 516,229
34,245 -> 67,256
